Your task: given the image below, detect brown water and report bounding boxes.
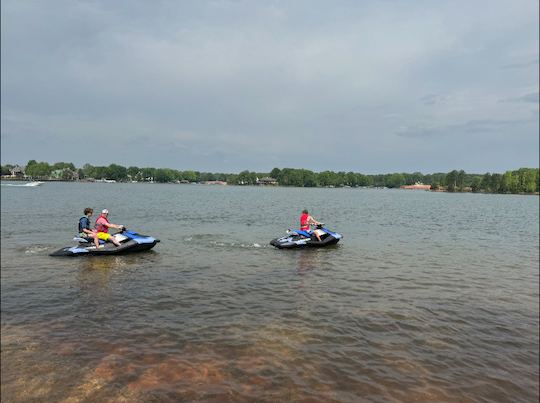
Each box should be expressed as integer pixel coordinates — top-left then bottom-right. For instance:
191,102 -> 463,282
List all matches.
1,182 -> 539,402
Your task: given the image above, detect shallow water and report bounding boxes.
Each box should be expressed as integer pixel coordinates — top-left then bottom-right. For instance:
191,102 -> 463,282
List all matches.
1,182 -> 538,402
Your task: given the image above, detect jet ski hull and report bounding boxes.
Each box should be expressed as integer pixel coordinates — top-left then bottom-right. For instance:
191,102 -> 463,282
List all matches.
50,230 -> 159,257
270,228 -> 342,249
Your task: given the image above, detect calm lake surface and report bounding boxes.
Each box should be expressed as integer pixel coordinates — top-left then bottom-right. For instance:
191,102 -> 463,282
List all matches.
1,182 -> 538,402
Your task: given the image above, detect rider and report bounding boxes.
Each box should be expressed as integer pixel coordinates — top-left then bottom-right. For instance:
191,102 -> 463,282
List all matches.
79,208 -> 100,249
94,209 -> 124,247
300,209 -> 323,242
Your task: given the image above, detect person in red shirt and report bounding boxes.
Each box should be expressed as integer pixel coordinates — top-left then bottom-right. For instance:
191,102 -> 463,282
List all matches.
300,209 -> 323,242
94,209 -> 124,247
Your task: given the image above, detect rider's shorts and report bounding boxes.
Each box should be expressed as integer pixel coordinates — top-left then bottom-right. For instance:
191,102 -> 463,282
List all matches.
96,232 -> 111,241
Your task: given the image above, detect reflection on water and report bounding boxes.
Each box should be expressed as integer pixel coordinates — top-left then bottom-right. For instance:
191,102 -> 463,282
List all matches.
296,250 -> 319,275
1,184 -> 539,402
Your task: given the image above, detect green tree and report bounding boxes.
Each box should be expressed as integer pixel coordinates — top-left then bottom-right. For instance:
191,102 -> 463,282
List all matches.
226,174 -> 238,184
445,170 -> 458,192
26,160 -> 37,169
302,169 -> 318,187
237,170 -> 253,185
480,173 -> 491,192
93,166 -> 108,179
456,170 -> 466,191
52,162 -> 76,171
200,172 -> 216,181
385,173 -> 405,188
182,170 -> 197,182
140,167 -> 156,181
25,161 -> 52,178
1,165 -> 13,175
154,168 -> 175,183
269,168 -> 281,181
82,163 -> 95,178
500,171 -> 517,193
516,168 -> 538,193
127,166 -> 140,181
106,164 -> 127,181
470,177 -> 482,192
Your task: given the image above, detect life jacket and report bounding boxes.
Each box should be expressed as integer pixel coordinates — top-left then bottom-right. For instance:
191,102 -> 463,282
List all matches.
95,215 -> 110,233
300,213 -> 309,231
78,216 -> 90,233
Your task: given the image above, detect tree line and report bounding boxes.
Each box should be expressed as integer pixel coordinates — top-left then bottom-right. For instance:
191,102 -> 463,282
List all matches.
1,160 -> 538,194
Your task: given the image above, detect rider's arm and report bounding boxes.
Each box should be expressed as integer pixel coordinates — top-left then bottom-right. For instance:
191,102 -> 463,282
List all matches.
105,222 -> 124,229
308,215 -> 320,225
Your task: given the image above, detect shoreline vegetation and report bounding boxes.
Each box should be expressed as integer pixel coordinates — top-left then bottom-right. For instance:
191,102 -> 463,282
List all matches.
2,161 -> 539,195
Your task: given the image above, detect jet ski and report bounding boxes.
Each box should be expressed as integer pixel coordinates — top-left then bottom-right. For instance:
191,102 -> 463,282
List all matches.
270,224 -> 342,249
50,230 -> 160,257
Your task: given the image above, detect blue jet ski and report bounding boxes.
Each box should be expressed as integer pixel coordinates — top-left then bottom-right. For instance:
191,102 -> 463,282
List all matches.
50,230 -> 159,257
270,224 -> 342,249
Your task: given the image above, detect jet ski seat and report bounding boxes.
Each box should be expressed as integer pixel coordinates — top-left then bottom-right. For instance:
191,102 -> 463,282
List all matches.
74,236 -> 105,244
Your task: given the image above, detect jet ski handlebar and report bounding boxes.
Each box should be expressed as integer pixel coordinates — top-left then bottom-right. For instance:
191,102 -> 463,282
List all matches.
113,226 -> 127,234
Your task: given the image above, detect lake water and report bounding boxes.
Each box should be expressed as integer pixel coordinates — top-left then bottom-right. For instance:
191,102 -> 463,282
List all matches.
1,182 -> 538,402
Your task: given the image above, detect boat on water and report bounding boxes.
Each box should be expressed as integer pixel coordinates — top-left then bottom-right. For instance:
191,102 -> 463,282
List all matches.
1,181 -> 44,187
270,225 -> 342,249
50,230 -> 160,256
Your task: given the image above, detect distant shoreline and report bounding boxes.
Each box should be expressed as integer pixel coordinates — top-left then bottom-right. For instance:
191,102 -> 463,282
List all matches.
2,177 -> 538,195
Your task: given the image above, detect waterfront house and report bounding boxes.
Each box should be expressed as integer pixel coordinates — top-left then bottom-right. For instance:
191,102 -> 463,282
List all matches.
9,165 -> 25,178
256,177 -> 278,186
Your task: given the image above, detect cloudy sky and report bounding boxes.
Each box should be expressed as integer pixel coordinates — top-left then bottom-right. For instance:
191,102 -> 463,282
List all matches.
1,0 -> 538,173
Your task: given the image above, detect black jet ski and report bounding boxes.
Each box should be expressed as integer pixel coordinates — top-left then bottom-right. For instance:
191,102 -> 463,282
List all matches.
50,230 -> 160,257
270,225 -> 342,249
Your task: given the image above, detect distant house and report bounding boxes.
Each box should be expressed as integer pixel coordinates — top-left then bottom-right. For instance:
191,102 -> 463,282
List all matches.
50,169 -> 64,179
202,180 -> 227,185
9,165 -> 25,178
257,177 -> 278,186
51,169 -> 79,180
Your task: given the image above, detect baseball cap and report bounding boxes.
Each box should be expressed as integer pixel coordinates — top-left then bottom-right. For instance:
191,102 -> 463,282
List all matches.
102,209 -> 109,214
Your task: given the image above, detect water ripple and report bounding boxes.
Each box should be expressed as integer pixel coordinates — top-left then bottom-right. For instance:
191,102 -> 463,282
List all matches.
1,184 -> 538,402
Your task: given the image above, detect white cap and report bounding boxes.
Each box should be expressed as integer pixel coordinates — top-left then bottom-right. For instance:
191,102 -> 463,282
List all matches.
102,209 -> 109,214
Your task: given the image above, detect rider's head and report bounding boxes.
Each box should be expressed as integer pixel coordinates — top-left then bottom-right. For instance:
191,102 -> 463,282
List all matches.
84,207 -> 93,216
302,209 -> 308,214
101,209 -> 109,216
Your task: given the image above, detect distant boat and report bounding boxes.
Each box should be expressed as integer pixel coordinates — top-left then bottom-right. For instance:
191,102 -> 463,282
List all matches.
1,181 -> 44,187
96,179 -> 117,183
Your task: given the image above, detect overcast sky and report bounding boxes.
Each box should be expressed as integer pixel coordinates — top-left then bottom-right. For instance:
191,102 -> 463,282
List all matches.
1,0 -> 538,173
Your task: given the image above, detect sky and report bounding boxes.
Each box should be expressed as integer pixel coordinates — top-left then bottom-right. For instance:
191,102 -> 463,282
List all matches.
1,0 -> 538,174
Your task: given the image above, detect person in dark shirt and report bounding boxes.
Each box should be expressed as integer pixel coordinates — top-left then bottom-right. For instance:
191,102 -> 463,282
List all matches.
78,208 -> 100,248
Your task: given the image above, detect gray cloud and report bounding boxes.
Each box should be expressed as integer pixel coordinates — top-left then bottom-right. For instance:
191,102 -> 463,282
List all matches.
419,94 -> 453,106
499,92 -> 539,103
395,118 -> 537,138
501,59 -> 539,69
1,0 -> 539,173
